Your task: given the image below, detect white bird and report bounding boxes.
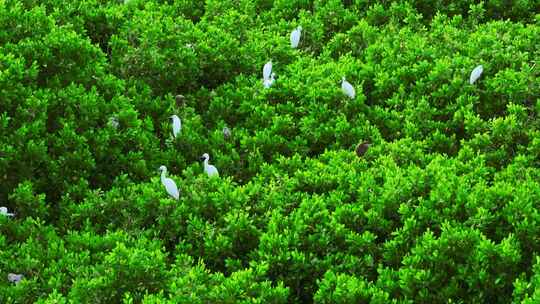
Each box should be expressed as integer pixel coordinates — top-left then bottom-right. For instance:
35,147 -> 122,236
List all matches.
223,127 -> 231,139
171,115 -> 181,138
290,26 -> 302,48
0,207 -> 14,217
158,166 -> 179,200
200,153 -> 219,178
341,77 -> 355,99
108,116 -> 119,129
7,273 -> 23,284
263,61 -> 272,81
263,72 -> 275,89
469,65 -> 484,84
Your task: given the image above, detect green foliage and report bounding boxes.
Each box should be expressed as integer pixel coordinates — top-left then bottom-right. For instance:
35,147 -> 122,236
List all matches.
1,0 -> 540,303
314,271 -> 397,304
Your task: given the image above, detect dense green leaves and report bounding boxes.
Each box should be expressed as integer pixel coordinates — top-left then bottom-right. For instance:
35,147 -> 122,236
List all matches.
1,0 -> 540,302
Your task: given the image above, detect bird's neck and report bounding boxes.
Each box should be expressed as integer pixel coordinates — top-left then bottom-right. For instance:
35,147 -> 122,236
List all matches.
160,170 -> 167,181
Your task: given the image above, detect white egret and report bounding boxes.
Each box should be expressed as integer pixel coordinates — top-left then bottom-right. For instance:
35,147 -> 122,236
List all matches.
469,65 -> 483,84
0,207 -> 14,217
171,115 -> 181,138
200,153 -> 219,177
7,273 -> 22,284
158,166 -> 180,200
223,127 -> 231,139
341,77 -> 356,99
108,116 -> 119,129
263,72 -> 275,89
290,26 -> 302,48
263,61 -> 272,81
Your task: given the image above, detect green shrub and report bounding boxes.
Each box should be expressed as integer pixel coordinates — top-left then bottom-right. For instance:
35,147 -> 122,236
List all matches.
2,0 -> 540,302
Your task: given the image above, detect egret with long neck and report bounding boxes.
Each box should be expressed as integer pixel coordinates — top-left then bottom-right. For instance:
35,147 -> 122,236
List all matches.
200,153 -> 219,177
171,115 -> 181,138
159,166 -> 179,200
341,77 -> 355,99
290,26 -> 302,48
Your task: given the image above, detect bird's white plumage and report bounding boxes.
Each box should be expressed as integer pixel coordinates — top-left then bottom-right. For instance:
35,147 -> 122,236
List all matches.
223,127 -> 231,139
108,116 -> 119,129
263,73 -> 275,89
7,273 -> 23,284
0,207 -> 14,217
201,153 -> 219,177
159,166 -> 179,200
341,77 -> 355,99
171,115 -> 181,138
263,61 -> 272,81
290,26 -> 302,48
469,65 -> 483,84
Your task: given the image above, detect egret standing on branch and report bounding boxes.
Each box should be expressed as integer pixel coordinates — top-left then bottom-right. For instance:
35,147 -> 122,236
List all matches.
263,61 -> 272,81
223,127 -> 231,140
469,65 -> 483,84
171,115 -> 181,138
159,166 -> 180,200
341,77 -> 356,99
200,153 -> 219,178
290,26 -> 302,48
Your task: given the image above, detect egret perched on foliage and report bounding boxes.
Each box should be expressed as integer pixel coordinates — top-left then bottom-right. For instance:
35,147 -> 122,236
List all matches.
108,116 -> 119,129
200,153 -> 219,177
223,127 -> 231,139
158,166 -> 179,200
290,26 -> 302,48
341,77 -> 355,99
263,73 -> 275,89
171,115 -> 181,138
7,273 -> 22,284
263,61 -> 272,81
0,207 -> 14,217
469,65 -> 483,84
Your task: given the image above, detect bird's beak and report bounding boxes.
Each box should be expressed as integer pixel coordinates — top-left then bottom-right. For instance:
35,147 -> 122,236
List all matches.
199,157 -> 205,161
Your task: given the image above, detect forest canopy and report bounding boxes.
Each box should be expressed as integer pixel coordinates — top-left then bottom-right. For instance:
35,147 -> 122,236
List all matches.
0,0 -> 539,303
